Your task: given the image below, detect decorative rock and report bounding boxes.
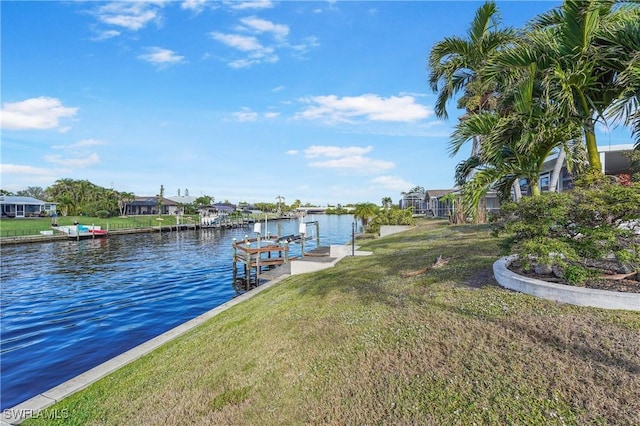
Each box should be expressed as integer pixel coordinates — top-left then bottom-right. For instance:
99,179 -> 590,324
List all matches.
618,263 -> 635,274
534,262 -> 552,275
493,256 -> 640,311
552,265 -> 565,278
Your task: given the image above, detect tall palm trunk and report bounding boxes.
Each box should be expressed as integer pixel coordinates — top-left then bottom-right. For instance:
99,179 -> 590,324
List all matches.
584,124 -> 602,171
530,176 -> 541,197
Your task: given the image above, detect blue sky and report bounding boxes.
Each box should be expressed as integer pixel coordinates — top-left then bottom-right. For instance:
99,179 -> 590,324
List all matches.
1,1 -> 633,206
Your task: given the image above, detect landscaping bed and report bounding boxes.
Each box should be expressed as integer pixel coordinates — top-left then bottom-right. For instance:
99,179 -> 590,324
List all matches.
508,259 -> 640,294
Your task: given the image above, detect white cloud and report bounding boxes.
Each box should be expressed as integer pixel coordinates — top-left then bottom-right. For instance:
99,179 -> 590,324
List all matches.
297,94 -> 432,123
52,138 -> 108,150
211,31 -> 278,68
227,0 -> 274,10
211,15 -> 317,68
304,145 -> 373,158
73,138 -> 108,148
233,108 -> 259,122
1,97 -> 78,130
303,145 -> 394,174
290,36 -> 320,59
0,164 -> 53,175
91,29 -> 121,41
181,0 -> 207,14
211,32 -> 263,52
286,150 -> 299,155
239,16 -> 289,40
370,175 -> 414,192
94,2 -> 163,31
232,108 -> 279,121
0,164 -> 59,192
138,47 -> 185,67
44,153 -> 101,168
309,156 -> 394,174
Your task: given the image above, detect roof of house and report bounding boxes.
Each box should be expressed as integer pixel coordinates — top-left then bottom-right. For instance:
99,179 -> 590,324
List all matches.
166,196 -> 198,204
131,196 -> 179,206
425,189 -> 456,199
0,196 -> 48,205
213,203 -> 237,212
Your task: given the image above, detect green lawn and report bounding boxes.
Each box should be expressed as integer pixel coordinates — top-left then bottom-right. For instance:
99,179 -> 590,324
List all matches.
0,215 -> 178,238
24,220 -> 640,425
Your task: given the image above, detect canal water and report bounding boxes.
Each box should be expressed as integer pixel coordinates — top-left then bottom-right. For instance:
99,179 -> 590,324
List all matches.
0,215 -> 356,410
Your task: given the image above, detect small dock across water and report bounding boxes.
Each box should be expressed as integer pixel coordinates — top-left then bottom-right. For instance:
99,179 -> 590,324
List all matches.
232,221 -> 328,289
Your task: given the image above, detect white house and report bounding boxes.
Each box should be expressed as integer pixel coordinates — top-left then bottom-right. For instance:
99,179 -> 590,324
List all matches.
0,196 -> 57,218
529,143 -> 635,194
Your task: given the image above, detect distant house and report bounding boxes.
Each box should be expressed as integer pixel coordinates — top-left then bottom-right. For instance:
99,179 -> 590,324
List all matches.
424,188 -> 501,219
197,202 -> 238,218
399,191 -> 427,215
124,196 -> 179,216
166,195 -> 198,206
213,203 -> 237,214
0,196 -> 57,218
425,189 -> 455,217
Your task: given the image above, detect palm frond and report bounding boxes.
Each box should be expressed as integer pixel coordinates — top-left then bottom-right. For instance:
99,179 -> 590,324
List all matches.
449,112 -> 499,156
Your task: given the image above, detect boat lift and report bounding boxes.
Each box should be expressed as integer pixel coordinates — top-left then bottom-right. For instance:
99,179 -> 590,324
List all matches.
231,220 -> 321,289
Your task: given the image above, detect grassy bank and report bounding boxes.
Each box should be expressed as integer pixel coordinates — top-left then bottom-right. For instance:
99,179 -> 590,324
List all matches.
0,213 -> 283,238
26,220 -> 640,425
0,216 -> 184,238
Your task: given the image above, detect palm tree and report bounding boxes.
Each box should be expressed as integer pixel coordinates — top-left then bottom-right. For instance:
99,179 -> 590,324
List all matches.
451,62 -> 585,217
353,203 -> 378,230
118,192 -> 135,216
381,196 -> 393,210
599,7 -> 640,148
428,1 -> 515,155
275,195 -> 285,215
511,0 -> 640,170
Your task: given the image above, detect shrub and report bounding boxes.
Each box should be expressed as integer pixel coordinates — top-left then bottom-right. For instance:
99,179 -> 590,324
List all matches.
94,210 -> 111,218
493,180 -> 640,282
367,208 -> 415,234
563,264 -> 597,286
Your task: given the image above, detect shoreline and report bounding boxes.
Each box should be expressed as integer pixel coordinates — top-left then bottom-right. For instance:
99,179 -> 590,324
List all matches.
0,224 -> 237,246
1,242 -> 370,425
0,273 -> 290,425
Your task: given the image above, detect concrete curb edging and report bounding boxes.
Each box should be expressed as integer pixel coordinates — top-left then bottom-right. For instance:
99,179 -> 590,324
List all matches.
379,225 -> 413,238
1,244 -> 374,425
1,275 -> 288,425
493,255 -> 640,311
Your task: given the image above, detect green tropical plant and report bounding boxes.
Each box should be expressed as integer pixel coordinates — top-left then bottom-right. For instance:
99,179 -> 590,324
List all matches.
353,202 -> 379,230
493,180 -> 640,281
505,0 -> 640,169
381,196 -> 393,210
451,61 -> 586,217
367,208 -> 415,234
118,192 -> 136,216
428,1 -> 515,156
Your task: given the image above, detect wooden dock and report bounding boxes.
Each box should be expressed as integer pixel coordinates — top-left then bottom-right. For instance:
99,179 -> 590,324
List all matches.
232,225 -> 329,290
232,236 -> 293,289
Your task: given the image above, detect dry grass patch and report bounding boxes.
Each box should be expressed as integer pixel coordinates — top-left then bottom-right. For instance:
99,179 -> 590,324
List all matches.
26,221 -> 640,425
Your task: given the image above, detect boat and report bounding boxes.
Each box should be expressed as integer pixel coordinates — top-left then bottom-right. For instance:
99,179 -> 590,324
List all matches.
54,224 -> 108,239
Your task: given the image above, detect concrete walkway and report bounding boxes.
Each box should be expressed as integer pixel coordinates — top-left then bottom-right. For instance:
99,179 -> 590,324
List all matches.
1,245 -> 371,425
